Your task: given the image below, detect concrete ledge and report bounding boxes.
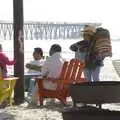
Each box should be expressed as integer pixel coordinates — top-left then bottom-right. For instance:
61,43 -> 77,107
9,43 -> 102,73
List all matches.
70,81 -> 120,108
62,106 -> 120,120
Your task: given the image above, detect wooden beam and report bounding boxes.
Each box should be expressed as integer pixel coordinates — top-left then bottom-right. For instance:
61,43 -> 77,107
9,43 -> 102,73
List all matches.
13,0 -> 24,104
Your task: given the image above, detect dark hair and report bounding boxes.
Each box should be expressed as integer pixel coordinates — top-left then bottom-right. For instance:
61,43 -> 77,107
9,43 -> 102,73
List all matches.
94,27 -> 110,39
34,47 -> 43,56
50,44 -> 61,53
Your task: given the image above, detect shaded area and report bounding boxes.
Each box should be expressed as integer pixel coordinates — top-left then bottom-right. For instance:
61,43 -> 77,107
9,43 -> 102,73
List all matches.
62,106 -> 120,120
0,112 -> 15,120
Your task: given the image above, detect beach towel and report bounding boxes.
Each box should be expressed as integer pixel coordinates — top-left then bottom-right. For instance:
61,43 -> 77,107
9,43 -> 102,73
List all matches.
94,38 -> 112,60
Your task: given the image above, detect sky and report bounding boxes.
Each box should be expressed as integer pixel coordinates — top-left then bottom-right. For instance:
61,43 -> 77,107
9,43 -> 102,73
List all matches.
0,0 -> 120,39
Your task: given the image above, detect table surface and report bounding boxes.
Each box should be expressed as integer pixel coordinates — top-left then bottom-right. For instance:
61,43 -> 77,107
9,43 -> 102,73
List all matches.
3,77 -> 19,81
24,73 -> 42,76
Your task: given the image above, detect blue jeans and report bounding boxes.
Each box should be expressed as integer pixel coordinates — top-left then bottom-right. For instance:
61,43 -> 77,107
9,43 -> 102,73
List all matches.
75,51 -> 101,82
28,78 -> 35,95
25,75 -> 36,94
84,66 -> 101,82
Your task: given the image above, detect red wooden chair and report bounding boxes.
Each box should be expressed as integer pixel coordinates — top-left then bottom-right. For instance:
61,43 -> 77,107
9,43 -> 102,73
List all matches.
36,59 -> 87,106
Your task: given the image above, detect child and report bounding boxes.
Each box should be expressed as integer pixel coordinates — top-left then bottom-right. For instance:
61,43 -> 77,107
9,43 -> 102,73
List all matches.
25,47 -> 44,99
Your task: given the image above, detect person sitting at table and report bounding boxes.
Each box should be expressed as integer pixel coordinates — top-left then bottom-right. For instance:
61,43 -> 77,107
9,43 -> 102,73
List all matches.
0,44 -> 16,77
31,44 -> 65,105
0,44 -> 16,107
25,47 -> 44,96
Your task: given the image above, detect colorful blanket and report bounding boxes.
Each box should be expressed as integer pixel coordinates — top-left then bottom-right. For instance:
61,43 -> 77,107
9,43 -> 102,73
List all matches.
93,38 -> 112,60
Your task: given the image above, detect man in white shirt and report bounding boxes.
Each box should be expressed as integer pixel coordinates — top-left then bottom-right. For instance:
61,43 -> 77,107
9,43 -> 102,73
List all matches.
41,44 -> 65,90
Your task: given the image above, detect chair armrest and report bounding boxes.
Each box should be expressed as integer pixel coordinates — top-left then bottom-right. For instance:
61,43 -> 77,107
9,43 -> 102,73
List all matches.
76,77 -> 88,83
35,76 -> 44,88
61,78 -> 88,85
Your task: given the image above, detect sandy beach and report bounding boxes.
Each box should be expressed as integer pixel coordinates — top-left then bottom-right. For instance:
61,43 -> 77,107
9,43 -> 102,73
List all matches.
0,58 -> 120,120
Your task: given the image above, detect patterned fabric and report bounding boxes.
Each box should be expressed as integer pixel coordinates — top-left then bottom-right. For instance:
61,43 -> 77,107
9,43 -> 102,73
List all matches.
93,38 -> 112,60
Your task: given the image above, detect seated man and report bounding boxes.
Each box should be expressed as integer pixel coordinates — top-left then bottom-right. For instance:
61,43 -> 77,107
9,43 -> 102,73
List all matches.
31,44 -> 65,105
41,44 -> 65,90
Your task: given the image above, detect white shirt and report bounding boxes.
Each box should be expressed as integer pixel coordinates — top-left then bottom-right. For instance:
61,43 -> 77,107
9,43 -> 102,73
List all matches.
41,52 -> 65,90
27,59 -> 44,75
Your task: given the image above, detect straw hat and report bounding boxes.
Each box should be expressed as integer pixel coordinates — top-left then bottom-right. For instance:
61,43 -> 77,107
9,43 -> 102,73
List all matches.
81,25 -> 96,33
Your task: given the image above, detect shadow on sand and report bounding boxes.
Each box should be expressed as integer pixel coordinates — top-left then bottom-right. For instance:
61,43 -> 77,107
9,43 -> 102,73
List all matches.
26,100 -> 73,112
0,112 -> 15,120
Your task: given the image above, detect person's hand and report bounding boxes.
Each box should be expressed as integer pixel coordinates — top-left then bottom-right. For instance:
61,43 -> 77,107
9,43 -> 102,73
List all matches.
26,63 -> 31,68
81,60 -> 85,65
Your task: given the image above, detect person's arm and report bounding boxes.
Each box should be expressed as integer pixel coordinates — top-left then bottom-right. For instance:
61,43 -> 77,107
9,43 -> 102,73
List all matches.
70,42 -> 78,51
1,53 -> 16,65
70,40 -> 87,52
26,63 -> 42,71
40,60 -> 49,77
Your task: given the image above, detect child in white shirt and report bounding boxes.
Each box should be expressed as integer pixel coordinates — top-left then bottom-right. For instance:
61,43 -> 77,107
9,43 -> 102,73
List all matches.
26,47 -> 44,96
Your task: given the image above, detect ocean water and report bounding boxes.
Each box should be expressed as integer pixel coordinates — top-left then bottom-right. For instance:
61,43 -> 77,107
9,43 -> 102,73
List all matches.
0,39 -> 120,74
